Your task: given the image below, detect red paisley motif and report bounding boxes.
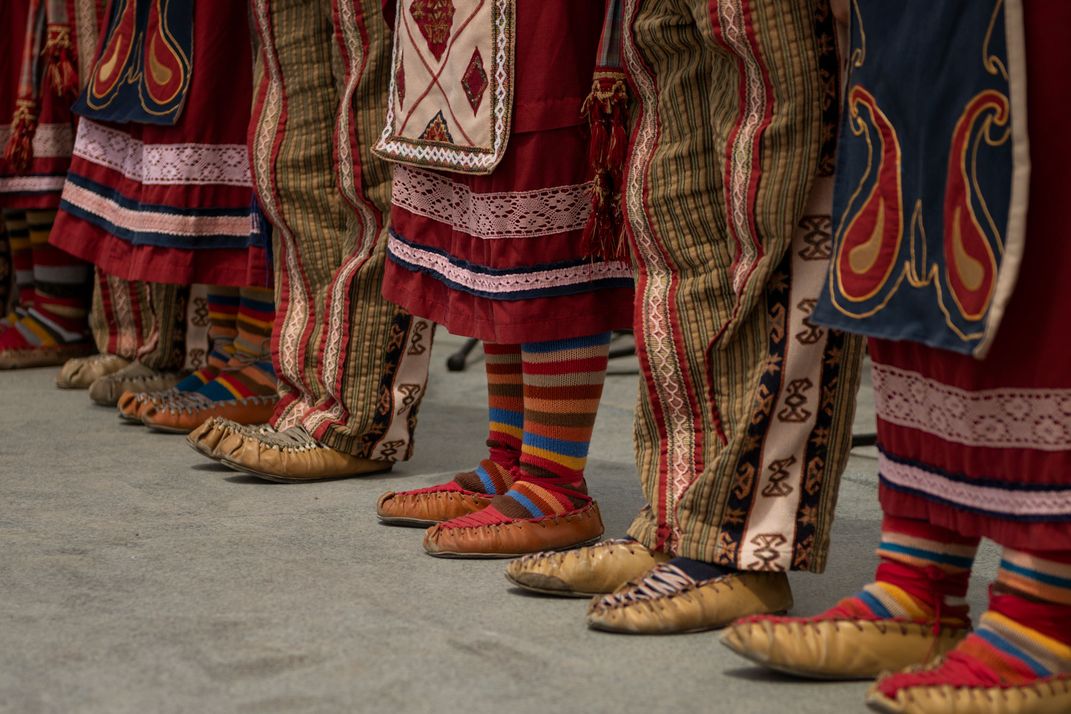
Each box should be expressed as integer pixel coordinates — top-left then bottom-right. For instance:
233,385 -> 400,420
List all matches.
835,87 -> 903,303
142,0 -> 186,106
942,90 -> 1007,320
90,0 -> 136,102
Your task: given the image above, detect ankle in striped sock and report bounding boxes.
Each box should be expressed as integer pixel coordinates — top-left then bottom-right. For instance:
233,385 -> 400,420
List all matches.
454,332 -> 611,526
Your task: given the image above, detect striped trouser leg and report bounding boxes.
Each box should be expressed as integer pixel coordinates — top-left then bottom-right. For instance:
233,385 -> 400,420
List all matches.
249,0 -> 433,460
622,0 -> 864,572
89,268 -> 185,369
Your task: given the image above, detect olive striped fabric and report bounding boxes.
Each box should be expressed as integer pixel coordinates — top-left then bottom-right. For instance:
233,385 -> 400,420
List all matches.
249,0 -> 432,460
621,0 -> 864,572
88,268 -> 185,370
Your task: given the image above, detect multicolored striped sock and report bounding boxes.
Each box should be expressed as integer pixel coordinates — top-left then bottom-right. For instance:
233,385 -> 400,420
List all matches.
386,343 -> 522,502
483,341 -> 523,459
3,210 -> 34,309
811,515 -> 978,626
193,286 -> 277,403
445,332 -> 611,527
0,211 -> 90,351
205,286 -> 240,369
875,595 -> 1071,698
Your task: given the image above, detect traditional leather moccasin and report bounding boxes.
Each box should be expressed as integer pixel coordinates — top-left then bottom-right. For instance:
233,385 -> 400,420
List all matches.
377,486 -> 493,527
865,665 -> 1071,714
141,393 -> 278,434
504,538 -> 671,597
216,426 -> 391,483
56,353 -> 130,389
88,363 -> 183,406
186,417 -> 257,459
586,566 -> 793,635
0,341 -> 94,370
116,389 -> 163,423
721,616 -> 969,680
423,501 -> 605,559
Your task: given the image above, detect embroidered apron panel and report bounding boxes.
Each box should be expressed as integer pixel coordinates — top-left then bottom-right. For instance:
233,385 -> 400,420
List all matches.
813,0 -> 1029,357
74,0 -> 193,125
374,0 -> 515,175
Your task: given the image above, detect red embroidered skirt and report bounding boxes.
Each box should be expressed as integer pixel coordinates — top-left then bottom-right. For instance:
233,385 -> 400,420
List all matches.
873,4 -> 1071,550
382,2 -> 634,344
49,1 -> 267,288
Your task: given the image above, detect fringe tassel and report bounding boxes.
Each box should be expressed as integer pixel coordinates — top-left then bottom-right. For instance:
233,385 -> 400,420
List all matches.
4,98 -> 39,172
44,24 -> 78,98
579,72 -> 630,263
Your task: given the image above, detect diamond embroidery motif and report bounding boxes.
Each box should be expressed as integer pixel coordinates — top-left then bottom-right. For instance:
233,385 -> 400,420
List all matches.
420,111 -> 455,144
461,48 -> 488,114
409,0 -> 455,62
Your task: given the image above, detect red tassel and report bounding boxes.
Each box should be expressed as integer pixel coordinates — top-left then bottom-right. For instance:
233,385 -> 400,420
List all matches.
4,98 -> 39,173
44,24 -> 78,98
580,72 -> 631,263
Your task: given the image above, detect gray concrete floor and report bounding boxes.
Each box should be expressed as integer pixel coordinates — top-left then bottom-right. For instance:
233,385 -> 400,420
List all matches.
0,332 -> 1000,714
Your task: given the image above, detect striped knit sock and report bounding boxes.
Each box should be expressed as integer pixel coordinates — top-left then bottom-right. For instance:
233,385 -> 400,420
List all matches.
155,287 -> 242,396
0,211 -> 90,350
874,550 -> 1071,697
450,342 -> 523,494
446,332 -> 611,527
385,342 -> 522,502
205,286 -> 240,370
3,210 -> 34,310
193,286 -> 277,403
811,515 -> 977,626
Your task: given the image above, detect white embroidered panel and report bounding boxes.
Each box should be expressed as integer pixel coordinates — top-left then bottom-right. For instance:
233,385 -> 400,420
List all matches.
73,119 -> 252,187
873,363 -> 1071,451
374,0 -> 514,175
391,164 -> 590,239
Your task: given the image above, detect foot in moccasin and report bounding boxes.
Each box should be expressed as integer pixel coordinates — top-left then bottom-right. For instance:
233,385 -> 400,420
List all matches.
141,360 -> 278,434
505,538 -> 671,597
89,362 -> 183,407
586,558 -> 793,635
421,496 -> 604,556
187,417 -> 274,461
377,456 -> 518,527
116,366 -> 223,423
721,580 -> 970,679
865,610 -> 1071,714
0,307 -> 94,370
56,353 -> 130,389
215,426 -> 391,483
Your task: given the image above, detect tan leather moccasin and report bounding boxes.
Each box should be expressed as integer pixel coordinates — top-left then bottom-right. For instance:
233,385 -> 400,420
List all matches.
0,341 -> 94,370
377,487 -> 493,527
141,393 -> 278,434
721,616 -> 969,680
187,417 -> 245,458
56,354 -> 130,389
423,501 -> 604,559
865,666 -> 1071,714
586,565 -> 793,634
216,426 -> 391,483
89,363 -> 183,406
504,539 -> 671,597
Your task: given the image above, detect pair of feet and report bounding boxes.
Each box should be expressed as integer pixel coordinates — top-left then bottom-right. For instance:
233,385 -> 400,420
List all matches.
57,353 -> 184,406
0,308 -> 93,369
720,586 -> 1071,713
507,539 -> 794,634
116,361 -> 278,433
186,417 -> 390,483
377,458 -> 604,558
